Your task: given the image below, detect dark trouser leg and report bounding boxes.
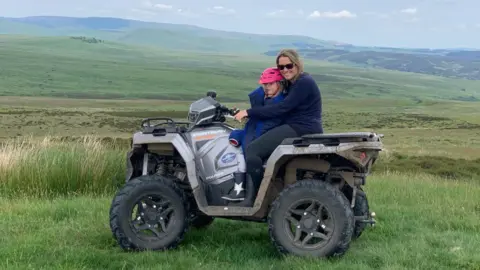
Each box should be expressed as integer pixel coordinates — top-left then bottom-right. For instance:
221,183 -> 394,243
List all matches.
245,124 -> 298,195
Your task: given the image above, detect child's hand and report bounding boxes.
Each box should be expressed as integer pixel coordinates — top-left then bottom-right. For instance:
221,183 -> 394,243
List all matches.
234,110 -> 248,122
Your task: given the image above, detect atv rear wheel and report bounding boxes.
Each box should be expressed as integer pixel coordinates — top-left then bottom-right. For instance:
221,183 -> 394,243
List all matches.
352,188 -> 370,239
268,180 -> 354,258
109,175 -> 189,251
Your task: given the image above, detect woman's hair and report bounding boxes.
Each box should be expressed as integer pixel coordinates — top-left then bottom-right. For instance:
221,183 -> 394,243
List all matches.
278,79 -> 288,91
276,49 -> 304,81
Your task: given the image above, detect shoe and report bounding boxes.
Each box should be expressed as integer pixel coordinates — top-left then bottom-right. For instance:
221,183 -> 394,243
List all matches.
221,181 -> 245,201
222,172 -> 246,201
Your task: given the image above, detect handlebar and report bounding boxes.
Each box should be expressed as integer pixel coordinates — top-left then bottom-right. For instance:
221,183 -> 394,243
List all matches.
229,107 -> 240,116
215,105 -> 242,123
218,105 -> 240,116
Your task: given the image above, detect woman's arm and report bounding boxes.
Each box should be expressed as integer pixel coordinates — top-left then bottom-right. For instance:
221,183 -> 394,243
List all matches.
246,74 -> 319,119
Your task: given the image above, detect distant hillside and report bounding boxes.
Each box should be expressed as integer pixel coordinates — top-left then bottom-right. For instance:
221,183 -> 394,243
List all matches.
264,48 -> 480,80
0,35 -> 478,103
2,16 -> 480,80
0,16 -> 336,53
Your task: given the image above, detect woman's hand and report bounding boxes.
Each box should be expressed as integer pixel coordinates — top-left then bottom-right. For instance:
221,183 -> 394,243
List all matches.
234,110 -> 248,122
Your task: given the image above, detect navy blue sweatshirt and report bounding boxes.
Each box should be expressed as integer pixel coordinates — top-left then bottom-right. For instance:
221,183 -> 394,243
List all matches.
246,72 -> 323,136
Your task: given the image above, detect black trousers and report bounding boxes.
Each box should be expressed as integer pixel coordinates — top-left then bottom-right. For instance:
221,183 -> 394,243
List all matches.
244,124 -> 298,192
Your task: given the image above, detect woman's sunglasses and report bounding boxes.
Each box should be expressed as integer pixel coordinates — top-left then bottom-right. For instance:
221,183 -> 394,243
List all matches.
277,63 -> 295,70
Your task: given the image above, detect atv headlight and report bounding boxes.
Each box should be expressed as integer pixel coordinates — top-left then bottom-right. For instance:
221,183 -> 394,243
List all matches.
188,111 -> 199,122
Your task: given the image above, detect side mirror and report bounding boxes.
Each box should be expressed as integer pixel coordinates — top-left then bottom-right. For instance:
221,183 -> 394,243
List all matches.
206,90 -> 217,99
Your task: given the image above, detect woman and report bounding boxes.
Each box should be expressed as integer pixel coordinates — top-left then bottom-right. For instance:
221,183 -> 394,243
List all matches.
234,49 -> 323,198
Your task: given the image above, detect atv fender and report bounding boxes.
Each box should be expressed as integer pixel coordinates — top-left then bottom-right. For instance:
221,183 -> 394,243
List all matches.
126,132 -> 199,189
252,140 -> 383,217
284,157 -> 330,186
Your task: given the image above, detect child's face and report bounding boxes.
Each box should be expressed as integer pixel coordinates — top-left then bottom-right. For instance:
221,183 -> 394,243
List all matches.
263,82 -> 281,97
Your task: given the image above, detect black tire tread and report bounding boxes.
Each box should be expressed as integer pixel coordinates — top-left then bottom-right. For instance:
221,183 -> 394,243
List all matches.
352,188 -> 370,239
267,179 -> 354,258
109,174 -> 190,251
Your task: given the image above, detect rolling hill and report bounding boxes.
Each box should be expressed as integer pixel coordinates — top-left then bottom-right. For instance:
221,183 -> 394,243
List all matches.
0,16 -> 336,53
2,16 -> 480,80
265,48 -> 480,80
0,34 -> 478,102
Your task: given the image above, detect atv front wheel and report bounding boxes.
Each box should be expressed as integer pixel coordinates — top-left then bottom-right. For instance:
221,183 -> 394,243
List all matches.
268,180 -> 354,258
109,175 -> 189,251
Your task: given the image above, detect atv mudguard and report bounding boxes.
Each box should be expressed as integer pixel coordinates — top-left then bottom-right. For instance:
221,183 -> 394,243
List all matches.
252,132 -> 383,217
126,131 -> 199,189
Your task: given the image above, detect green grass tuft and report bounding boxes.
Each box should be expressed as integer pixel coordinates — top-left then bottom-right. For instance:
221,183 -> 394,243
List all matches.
374,153 -> 480,180
0,136 -> 126,198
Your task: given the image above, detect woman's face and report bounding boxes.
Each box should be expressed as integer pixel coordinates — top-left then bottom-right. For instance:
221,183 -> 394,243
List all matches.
277,56 -> 298,80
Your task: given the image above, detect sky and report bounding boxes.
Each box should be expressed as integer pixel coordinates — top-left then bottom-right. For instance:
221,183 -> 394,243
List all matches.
1,0 -> 479,48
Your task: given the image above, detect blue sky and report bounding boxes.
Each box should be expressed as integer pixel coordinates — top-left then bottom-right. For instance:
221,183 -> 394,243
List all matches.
2,0 -> 478,48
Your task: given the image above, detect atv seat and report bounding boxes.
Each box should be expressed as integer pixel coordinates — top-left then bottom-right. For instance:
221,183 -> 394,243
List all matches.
301,132 -> 378,140
281,132 -> 381,147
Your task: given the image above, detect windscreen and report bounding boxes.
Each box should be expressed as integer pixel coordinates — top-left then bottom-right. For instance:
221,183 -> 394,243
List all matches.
189,96 -> 218,113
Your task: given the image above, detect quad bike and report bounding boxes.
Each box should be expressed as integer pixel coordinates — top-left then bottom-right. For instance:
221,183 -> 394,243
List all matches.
109,91 -> 383,258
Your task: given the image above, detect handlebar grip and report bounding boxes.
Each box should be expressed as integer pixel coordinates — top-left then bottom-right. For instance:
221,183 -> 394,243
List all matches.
230,107 -> 240,116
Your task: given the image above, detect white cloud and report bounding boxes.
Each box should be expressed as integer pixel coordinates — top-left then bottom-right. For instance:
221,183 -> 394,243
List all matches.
400,8 -> 417,14
153,3 -> 172,10
207,6 -> 236,15
266,9 -> 304,18
308,10 -> 356,19
142,1 -> 173,10
176,8 -> 198,18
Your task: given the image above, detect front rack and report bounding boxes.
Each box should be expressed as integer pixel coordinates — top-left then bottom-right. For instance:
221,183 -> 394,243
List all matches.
141,117 -> 191,136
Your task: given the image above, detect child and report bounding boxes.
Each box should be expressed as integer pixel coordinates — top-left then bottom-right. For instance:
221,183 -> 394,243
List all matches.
223,67 -> 288,201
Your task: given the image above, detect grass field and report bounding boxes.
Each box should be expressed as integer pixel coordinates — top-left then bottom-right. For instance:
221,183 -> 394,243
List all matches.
0,136 -> 478,270
0,34 -> 480,269
1,172 -> 479,270
1,35 -> 479,102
